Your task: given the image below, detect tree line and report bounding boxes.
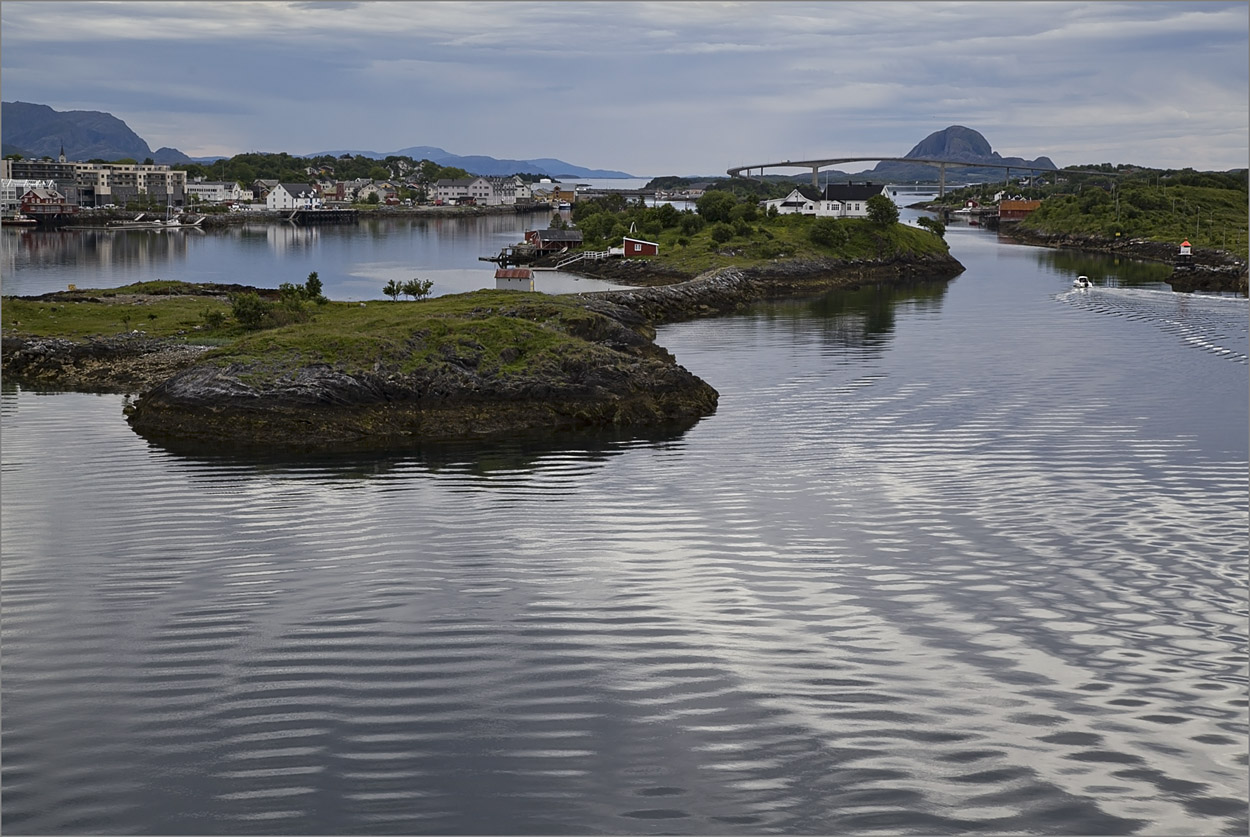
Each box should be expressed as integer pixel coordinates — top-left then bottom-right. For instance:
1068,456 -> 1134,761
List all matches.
169,151 -> 549,190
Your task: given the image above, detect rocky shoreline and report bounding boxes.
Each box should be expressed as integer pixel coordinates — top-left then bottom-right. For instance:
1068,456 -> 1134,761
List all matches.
3,252 -> 965,449
994,226 -> 1248,294
569,252 -> 965,323
2,334 -> 214,393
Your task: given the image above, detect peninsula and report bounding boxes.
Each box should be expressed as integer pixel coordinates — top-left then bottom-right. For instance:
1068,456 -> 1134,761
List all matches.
2,206 -> 964,449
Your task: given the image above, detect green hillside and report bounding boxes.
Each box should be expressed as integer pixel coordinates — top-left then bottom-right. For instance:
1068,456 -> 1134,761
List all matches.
937,167 -> 1248,258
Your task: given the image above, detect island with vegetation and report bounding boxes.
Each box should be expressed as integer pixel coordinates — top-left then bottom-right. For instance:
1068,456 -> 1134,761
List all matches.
926,165 -> 1248,293
1,193 -> 964,448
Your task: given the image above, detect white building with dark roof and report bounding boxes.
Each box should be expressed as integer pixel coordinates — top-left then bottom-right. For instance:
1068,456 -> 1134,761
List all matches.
266,183 -> 323,211
761,183 -> 889,218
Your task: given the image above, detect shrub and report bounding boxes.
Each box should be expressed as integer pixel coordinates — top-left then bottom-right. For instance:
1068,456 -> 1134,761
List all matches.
231,292 -> 271,329
696,190 -> 738,223
679,213 -> 705,235
809,217 -> 846,248
653,203 -> 682,229
201,308 -> 227,329
709,223 -> 734,243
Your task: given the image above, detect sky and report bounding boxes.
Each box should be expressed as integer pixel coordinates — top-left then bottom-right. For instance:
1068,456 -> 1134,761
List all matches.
1,1 -> 1247,176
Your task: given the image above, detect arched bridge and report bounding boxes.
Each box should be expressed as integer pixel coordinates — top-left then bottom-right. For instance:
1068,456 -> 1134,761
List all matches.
727,157 -> 1116,196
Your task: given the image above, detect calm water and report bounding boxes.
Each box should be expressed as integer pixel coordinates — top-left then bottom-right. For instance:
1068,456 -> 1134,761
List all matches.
1,217 -> 1247,835
0,211 -> 631,301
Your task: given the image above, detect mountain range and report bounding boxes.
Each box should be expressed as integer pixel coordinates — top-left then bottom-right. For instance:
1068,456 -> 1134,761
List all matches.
1,101 -> 633,178
3,102 -> 1057,183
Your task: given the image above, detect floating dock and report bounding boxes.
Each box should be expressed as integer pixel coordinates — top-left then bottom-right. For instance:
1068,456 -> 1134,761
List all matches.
290,208 -> 358,225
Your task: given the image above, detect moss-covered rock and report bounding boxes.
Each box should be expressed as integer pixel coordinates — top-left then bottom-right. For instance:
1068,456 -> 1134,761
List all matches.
125,292 -> 719,447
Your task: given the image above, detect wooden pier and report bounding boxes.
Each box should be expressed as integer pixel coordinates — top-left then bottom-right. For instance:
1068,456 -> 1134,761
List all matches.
479,243 -> 538,266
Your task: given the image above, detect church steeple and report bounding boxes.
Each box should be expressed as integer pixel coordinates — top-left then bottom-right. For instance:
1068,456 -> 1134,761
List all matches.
58,142 -> 66,163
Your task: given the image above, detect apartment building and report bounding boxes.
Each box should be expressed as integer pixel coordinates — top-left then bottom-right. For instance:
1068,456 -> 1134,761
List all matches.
1,156 -> 187,206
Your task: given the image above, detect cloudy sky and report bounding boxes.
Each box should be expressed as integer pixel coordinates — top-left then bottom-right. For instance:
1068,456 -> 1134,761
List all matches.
1,1 -> 1246,176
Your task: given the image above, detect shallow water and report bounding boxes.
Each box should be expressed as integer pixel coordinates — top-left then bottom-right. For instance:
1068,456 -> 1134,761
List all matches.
2,225 -> 1246,834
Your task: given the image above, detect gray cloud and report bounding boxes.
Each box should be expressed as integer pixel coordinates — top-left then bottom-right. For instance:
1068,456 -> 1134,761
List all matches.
2,1 -> 1245,173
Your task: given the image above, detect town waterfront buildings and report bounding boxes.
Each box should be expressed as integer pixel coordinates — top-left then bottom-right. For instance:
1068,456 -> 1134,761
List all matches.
1,153 -> 187,208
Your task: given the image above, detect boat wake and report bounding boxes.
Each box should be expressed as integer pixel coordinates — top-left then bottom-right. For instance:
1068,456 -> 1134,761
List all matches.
1056,286 -> 1248,365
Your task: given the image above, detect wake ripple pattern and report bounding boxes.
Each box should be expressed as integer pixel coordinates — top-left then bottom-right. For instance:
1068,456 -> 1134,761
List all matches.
1057,287 -> 1248,365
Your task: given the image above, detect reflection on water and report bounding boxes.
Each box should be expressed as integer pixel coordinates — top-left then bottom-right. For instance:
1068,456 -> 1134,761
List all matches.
778,278 -> 949,345
130,415 -> 704,477
1,213 -> 631,300
1030,246 -> 1180,287
2,227 -> 1246,835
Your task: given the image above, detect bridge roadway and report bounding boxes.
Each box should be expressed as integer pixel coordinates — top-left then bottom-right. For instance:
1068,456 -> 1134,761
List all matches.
727,157 -> 1116,196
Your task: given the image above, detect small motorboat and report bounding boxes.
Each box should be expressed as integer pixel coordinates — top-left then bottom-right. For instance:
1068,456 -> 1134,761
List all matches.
1072,275 -> 1092,289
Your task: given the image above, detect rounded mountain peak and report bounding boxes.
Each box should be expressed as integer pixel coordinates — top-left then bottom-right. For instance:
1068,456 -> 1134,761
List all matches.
906,126 -> 994,160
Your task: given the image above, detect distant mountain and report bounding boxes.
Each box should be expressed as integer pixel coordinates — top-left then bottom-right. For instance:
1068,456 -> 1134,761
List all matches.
852,125 -> 1057,183
1,101 -> 194,163
307,145 -> 634,179
1,100 -> 634,177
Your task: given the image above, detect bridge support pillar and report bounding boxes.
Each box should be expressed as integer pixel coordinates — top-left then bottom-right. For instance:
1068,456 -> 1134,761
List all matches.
939,163 -> 946,197
812,167 -> 820,188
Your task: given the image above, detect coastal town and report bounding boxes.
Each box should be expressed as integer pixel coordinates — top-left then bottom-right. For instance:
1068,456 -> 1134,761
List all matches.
2,147 -> 716,226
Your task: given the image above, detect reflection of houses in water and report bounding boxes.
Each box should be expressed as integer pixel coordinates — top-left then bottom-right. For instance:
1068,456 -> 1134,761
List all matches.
12,228 -> 189,274
1,231 -> 18,279
266,224 -> 320,254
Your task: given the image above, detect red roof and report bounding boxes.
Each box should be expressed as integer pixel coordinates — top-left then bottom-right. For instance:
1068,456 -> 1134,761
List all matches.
495,268 -> 533,279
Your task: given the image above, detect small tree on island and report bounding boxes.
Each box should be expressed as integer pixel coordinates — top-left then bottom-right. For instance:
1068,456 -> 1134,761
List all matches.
303,271 -> 326,303
402,277 -> 434,300
866,194 -> 900,227
916,216 -> 946,238
383,279 -> 403,301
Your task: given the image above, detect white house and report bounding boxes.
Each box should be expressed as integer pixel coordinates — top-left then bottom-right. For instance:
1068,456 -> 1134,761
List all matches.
761,183 -> 888,218
435,177 -> 494,205
434,176 -> 527,206
817,183 -> 890,217
267,183 -> 323,211
761,187 -> 820,215
486,175 -> 530,205
186,181 -> 253,204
